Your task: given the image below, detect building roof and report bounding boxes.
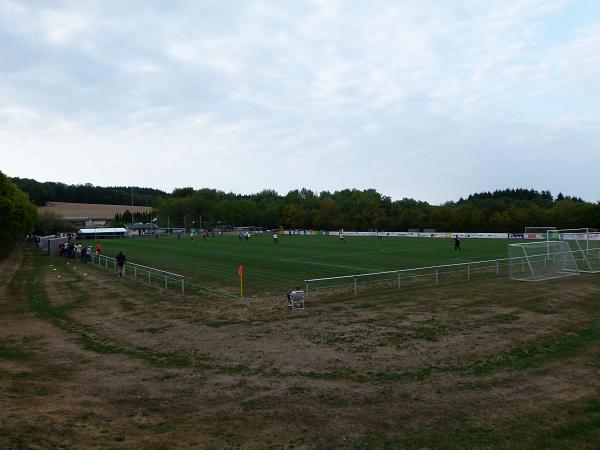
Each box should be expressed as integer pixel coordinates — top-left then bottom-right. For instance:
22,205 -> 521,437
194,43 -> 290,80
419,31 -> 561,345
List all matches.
78,228 -> 128,234
64,216 -> 90,221
126,223 -> 159,230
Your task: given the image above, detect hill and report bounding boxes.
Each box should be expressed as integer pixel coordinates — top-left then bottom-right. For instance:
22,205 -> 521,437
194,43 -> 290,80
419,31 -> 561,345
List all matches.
38,202 -> 152,220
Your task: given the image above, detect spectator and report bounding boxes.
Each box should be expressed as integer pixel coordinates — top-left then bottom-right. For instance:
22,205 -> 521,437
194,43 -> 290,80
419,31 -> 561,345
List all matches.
116,251 -> 127,277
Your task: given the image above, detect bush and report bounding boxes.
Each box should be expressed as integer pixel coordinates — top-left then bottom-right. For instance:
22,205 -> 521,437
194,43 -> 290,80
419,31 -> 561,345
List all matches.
0,171 -> 37,260
34,211 -> 76,236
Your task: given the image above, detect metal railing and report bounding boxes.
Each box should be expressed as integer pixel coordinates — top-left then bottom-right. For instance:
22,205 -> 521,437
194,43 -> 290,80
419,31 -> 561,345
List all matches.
91,253 -> 186,295
304,258 -> 510,299
89,253 -> 238,298
304,249 -> 600,298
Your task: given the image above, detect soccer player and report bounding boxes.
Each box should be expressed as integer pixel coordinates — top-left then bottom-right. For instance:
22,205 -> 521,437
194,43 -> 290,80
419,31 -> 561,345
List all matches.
273,232 -> 278,244
454,235 -> 461,251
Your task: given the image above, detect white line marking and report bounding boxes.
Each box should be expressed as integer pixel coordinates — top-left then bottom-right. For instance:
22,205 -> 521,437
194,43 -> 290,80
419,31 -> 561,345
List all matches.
278,258 -> 378,272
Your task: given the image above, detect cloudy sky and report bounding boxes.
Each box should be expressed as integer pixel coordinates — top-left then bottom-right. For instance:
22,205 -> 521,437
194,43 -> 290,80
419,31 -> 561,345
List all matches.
1,0 -> 599,203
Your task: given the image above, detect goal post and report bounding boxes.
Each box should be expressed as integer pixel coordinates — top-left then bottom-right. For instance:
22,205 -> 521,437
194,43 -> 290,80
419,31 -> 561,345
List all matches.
546,228 -> 600,273
508,241 -> 579,281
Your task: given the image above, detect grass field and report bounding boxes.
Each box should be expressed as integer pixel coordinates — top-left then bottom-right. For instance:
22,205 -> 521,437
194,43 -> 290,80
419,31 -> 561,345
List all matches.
1,246 -> 599,448
93,234 -> 515,295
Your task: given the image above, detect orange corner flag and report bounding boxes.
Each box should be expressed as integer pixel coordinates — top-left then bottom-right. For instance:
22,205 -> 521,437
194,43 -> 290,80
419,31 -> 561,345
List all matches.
238,265 -> 243,277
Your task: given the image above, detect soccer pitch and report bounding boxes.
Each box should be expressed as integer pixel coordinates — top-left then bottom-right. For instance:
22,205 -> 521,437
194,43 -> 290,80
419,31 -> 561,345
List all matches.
94,234 -> 514,295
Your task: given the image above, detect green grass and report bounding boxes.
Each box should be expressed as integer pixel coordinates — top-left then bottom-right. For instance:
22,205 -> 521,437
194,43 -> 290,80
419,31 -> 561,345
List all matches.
87,234 -> 514,295
0,339 -> 33,361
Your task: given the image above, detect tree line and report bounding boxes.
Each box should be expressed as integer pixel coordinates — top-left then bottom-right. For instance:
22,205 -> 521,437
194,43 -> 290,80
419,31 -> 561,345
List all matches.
8,177 -> 600,235
0,171 -> 37,260
10,177 -> 165,207
152,187 -> 600,233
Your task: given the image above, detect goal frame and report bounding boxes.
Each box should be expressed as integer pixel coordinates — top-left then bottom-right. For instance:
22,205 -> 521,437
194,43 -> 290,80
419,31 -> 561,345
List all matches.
508,240 -> 579,282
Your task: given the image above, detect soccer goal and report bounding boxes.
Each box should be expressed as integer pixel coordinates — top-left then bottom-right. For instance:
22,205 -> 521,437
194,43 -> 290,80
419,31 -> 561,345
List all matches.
546,228 -> 600,273
508,241 -> 579,281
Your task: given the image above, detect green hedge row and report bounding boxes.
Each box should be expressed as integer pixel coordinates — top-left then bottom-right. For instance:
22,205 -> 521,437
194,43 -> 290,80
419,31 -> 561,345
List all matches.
0,171 -> 37,261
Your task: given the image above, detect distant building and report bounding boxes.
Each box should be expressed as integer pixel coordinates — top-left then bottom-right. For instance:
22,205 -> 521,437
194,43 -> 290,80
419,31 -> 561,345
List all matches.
77,228 -> 128,239
126,223 -> 159,236
85,219 -> 106,227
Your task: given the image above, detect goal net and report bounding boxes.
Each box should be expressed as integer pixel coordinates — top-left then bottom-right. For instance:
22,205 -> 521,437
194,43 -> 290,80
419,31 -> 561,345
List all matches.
546,228 -> 600,273
508,241 -> 579,281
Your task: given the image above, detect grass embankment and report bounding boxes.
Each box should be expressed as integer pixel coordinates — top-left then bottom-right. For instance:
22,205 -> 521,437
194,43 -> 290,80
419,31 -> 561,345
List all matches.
0,246 -> 599,448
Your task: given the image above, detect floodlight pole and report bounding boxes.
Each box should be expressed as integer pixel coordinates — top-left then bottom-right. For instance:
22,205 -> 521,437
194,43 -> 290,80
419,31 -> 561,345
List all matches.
131,186 -> 134,235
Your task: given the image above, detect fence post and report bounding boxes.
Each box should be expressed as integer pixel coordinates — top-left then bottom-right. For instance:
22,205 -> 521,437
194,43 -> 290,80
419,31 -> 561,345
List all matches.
496,260 -> 499,276
467,263 -> 471,280
305,281 -> 309,300
148,271 -> 151,285
181,277 -> 185,295
134,267 -> 137,280
397,272 -> 401,289
165,274 -> 168,289
353,276 -> 357,296
435,268 -> 438,285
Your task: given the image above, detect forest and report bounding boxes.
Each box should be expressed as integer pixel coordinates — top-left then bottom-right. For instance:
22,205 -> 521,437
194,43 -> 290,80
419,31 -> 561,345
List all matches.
11,177 -> 165,207
10,177 -> 600,233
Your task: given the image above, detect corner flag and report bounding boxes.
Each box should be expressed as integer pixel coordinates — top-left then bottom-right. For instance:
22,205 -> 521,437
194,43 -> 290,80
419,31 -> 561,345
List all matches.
238,265 -> 244,298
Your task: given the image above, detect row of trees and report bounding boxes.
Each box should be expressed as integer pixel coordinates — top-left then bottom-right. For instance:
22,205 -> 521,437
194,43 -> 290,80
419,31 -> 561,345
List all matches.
152,187 -> 600,233
9,177 -> 600,233
10,177 -> 165,207
0,171 -> 37,260
113,211 -> 154,226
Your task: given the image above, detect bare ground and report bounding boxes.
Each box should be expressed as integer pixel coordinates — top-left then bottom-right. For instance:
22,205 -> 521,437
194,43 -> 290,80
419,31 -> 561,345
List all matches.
1,246 -> 600,449
38,201 -> 152,220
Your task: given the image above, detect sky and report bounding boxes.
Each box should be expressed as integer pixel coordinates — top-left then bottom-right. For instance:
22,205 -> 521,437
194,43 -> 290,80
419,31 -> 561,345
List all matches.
1,0 -> 599,204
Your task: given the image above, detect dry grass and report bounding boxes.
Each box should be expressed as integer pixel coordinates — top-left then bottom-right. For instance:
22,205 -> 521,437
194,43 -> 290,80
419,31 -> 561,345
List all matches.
38,201 -> 152,219
1,246 -> 600,449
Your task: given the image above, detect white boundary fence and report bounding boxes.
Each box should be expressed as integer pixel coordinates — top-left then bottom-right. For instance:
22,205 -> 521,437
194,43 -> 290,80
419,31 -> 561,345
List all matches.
91,253 -> 186,294
88,253 -> 238,299
304,257 -> 510,299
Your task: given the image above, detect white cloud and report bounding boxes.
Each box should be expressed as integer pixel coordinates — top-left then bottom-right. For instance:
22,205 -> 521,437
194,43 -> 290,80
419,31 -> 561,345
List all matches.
1,0 -> 599,202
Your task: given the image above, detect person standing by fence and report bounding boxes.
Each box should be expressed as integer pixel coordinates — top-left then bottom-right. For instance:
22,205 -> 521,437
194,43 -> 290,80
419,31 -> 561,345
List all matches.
116,251 -> 127,277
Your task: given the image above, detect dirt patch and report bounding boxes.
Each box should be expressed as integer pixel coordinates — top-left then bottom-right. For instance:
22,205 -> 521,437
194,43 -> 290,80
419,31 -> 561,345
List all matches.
2,248 -> 600,448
